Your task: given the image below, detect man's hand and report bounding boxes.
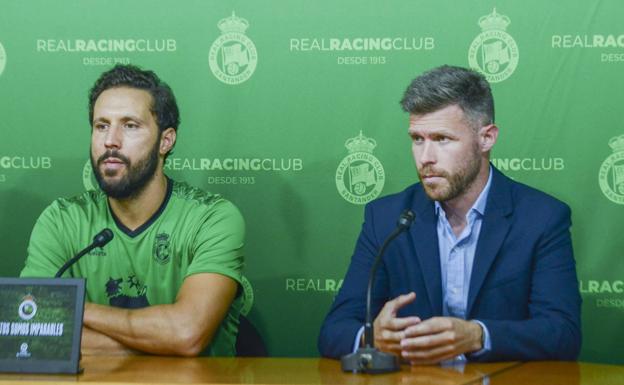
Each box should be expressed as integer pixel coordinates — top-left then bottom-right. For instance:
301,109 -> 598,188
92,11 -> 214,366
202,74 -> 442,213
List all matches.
400,317 -> 483,365
371,292 -> 421,355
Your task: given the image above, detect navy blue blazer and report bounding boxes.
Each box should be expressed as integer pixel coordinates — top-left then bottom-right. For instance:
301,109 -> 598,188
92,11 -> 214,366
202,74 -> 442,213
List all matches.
318,167 -> 581,361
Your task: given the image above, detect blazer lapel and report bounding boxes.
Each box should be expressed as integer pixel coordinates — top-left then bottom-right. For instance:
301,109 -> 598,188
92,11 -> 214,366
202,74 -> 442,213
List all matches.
466,168 -> 513,316
408,188 -> 443,316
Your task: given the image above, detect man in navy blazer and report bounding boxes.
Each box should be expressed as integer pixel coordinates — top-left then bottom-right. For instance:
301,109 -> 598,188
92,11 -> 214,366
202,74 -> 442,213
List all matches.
318,65 -> 581,364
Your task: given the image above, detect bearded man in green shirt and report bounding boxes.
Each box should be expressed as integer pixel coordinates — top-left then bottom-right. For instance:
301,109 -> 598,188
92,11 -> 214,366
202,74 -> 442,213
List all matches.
21,65 -> 245,357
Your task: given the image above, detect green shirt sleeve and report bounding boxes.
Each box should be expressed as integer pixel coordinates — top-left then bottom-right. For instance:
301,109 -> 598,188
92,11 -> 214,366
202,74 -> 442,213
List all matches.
21,201 -> 72,278
185,198 -> 245,284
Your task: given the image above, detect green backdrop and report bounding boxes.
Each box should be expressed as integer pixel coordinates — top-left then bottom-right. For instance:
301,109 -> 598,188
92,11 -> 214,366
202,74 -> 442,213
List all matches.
0,0 -> 622,364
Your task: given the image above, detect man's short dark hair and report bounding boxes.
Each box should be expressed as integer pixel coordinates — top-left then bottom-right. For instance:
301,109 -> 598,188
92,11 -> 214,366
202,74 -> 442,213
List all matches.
400,65 -> 494,128
88,64 -> 180,155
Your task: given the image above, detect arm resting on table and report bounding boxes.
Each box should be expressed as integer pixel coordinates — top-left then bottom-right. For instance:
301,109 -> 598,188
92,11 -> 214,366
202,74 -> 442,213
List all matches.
83,272 -> 238,357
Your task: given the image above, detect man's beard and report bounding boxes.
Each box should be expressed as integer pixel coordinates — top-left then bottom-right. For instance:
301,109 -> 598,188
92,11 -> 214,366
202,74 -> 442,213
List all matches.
419,142 -> 482,202
91,140 -> 160,200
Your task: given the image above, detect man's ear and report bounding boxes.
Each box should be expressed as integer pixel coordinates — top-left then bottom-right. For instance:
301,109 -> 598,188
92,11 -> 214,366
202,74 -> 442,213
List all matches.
479,124 -> 499,153
160,127 -> 177,156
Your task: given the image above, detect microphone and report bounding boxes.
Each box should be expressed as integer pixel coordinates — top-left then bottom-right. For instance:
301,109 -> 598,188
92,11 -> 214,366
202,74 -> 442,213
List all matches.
55,229 -> 114,278
341,209 -> 415,374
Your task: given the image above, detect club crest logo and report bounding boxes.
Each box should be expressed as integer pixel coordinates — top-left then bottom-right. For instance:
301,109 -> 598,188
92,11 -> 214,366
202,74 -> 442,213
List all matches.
153,233 -> 172,265
16,343 -> 31,359
0,41 -> 6,76
240,276 -> 254,316
599,134 -> 624,205
468,8 -> 519,83
209,12 -> 258,85
335,131 -> 385,205
82,159 -> 99,191
18,295 -> 37,321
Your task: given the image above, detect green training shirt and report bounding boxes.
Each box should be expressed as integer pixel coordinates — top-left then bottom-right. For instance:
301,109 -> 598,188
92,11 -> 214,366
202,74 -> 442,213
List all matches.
21,179 -> 245,356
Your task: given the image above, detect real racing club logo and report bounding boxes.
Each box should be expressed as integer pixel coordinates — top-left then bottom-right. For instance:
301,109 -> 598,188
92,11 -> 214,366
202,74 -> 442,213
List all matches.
18,295 -> 37,321
0,40 -> 6,77
468,8 -> 519,83
209,12 -> 258,85
599,134 -> 624,205
82,159 -> 99,191
152,232 -> 172,265
335,131 -> 385,205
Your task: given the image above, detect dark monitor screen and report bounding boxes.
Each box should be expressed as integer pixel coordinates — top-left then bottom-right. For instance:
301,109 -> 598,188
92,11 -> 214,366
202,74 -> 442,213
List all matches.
0,277 -> 85,374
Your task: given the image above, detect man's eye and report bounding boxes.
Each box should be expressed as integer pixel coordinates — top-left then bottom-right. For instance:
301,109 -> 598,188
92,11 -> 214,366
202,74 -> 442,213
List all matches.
436,136 -> 450,143
94,124 -> 108,131
124,122 -> 139,129
411,136 -> 423,143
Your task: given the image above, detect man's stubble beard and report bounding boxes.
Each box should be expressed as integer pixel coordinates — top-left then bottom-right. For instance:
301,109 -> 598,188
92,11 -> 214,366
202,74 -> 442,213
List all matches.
91,139 -> 161,200
419,141 -> 482,202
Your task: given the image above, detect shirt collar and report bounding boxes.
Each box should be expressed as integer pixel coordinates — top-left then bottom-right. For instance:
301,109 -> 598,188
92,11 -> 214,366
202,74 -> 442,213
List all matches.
434,165 -> 493,218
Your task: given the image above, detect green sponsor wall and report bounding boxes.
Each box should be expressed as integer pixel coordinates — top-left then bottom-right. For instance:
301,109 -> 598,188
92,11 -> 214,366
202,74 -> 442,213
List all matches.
0,0 -> 622,364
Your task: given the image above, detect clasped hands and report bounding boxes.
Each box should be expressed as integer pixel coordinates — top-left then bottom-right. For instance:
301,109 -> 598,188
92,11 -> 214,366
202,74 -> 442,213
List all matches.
371,292 -> 483,365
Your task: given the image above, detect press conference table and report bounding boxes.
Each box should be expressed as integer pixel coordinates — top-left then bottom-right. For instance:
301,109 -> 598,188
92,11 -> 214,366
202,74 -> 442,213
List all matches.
0,357 -> 623,385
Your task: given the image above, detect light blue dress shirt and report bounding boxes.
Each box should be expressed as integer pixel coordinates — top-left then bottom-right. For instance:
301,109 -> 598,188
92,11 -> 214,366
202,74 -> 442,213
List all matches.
353,167 -> 493,361
435,167 -> 492,360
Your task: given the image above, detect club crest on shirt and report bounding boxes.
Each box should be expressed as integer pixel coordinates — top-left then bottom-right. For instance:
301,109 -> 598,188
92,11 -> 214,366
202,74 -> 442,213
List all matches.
153,232 -> 172,264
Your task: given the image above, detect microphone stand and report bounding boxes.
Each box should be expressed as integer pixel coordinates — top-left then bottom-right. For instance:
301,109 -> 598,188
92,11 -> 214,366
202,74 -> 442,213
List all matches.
55,229 -> 114,278
341,210 -> 414,374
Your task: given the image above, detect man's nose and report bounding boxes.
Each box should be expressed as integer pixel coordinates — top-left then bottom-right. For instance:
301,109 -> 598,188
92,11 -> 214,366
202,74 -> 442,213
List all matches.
104,125 -> 122,149
417,141 -> 436,165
